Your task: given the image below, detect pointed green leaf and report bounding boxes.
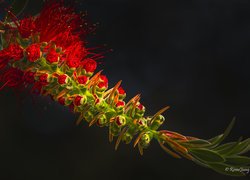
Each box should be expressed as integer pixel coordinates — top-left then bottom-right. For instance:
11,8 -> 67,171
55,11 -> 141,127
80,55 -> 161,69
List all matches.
207,134 -> 223,144
207,163 -> 246,176
192,159 -> 210,168
205,118 -> 236,148
213,137 -> 243,156
227,138 -> 250,155
213,142 -> 237,154
190,148 -> 225,163
220,118 -> 236,143
181,139 -> 211,148
225,156 -> 250,166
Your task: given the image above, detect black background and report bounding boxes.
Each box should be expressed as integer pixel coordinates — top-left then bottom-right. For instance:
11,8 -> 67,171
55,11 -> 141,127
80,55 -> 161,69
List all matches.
0,0 -> 250,180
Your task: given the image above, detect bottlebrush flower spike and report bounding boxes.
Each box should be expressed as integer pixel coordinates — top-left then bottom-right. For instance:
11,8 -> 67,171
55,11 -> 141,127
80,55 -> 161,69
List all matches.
0,1 -> 249,177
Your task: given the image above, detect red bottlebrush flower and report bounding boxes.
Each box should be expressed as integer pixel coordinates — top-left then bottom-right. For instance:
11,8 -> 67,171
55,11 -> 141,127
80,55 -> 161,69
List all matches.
66,43 -> 85,68
0,68 -> 23,90
81,58 -> 97,73
22,71 -> 35,84
39,73 -> 49,86
118,87 -> 126,95
58,96 -> 66,105
18,17 -> 37,38
0,49 -> 11,70
26,44 -> 41,62
58,74 -> 68,84
98,75 -> 108,89
67,58 -> 80,68
8,44 -> 24,61
77,75 -> 88,85
74,95 -> 85,106
137,103 -> 145,111
46,48 -> 59,63
116,101 -> 125,107
34,2 -> 87,53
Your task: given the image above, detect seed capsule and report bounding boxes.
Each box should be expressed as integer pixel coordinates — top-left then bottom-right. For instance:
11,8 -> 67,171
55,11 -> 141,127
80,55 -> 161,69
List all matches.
139,132 -> 153,148
150,115 -> 165,130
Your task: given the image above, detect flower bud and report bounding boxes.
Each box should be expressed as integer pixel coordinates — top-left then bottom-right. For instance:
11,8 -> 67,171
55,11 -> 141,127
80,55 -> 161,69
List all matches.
77,75 -> 88,85
122,132 -> 133,144
26,43 -> 41,62
74,95 -> 86,106
97,75 -> 108,90
116,101 -> 125,108
97,114 -> 108,127
139,132 -> 153,148
115,115 -> 126,126
137,118 -> 148,131
81,58 -> 97,75
150,115 -> 165,130
117,86 -> 126,99
57,74 -> 69,85
39,73 -> 49,86
46,48 -> 59,64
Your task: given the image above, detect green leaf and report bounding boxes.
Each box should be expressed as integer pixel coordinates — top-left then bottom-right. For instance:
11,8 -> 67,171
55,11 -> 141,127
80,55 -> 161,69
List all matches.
207,163 -> 246,176
190,148 -> 225,163
192,159 -> 210,168
225,156 -> 250,166
181,139 -> 211,148
205,118 -> 236,148
208,134 -> 223,144
228,138 -> 250,155
220,118 -> 236,143
213,137 -> 242,156
213,142 -> 237,154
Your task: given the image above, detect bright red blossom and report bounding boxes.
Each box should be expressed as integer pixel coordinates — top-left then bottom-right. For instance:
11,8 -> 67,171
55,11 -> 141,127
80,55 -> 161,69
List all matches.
39,73 -> 49,86
81,58 -> 97,73
0,68 -> 23,89
74,95 -> 83,106
22,71 -> 35,84
26,44 -> 41,62
116,101 -> 125,107
98,75 -> 108,88
77,75 -> 88,85
46,48 -> 59,63
18,17 -> 37,38
0,49 -> 11,70
67,58 -> 80,68
118,87 -> 126,95
8,44 -> 24,61
137,103 -> 144,111
58,74 -> 68,84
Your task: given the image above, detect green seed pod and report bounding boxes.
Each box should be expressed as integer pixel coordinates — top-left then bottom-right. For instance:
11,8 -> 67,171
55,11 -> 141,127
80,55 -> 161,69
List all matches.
150,115 -> 165,130
139,132 -> 153,148
122,132 -> 133,144
137,118 -> 148,131
110,123 -> 121,136
97,114 -> 108,127
83,110 -> 94,122
122,124 -> 139,144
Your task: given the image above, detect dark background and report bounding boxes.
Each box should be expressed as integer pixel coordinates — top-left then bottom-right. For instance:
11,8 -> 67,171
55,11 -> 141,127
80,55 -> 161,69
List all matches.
0,0 -> 250,179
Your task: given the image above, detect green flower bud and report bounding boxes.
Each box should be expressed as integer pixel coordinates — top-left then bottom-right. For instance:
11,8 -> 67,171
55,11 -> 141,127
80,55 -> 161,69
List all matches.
150,115 -> 165,130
